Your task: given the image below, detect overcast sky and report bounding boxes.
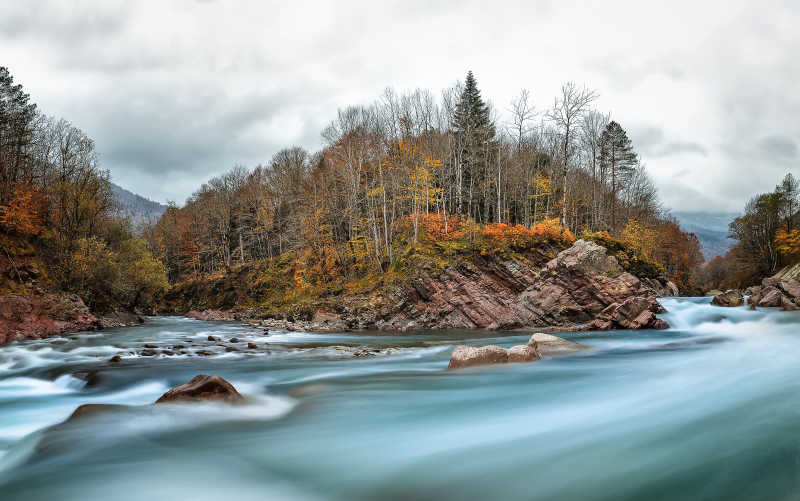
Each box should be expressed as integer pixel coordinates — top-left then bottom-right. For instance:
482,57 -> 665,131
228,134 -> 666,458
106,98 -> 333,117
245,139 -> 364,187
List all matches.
2,0 -> 798,212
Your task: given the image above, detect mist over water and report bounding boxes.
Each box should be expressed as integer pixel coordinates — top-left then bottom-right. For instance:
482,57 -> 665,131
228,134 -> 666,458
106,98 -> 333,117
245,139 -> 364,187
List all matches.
1,298 -> 800,500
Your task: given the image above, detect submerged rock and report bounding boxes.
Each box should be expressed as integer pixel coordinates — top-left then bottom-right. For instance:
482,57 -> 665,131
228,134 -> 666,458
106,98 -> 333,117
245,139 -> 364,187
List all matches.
155,374 -> 243,404
711,290 -> 744,307
528,333 -> 586,355
585,297 -> 668,331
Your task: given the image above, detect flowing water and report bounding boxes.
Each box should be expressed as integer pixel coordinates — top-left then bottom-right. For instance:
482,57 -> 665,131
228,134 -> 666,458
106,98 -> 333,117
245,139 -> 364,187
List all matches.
1,297 -> 800,500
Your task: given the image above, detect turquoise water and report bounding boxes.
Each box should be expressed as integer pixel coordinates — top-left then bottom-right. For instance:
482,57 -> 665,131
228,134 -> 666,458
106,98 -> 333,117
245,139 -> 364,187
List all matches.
1,297 -> 800,500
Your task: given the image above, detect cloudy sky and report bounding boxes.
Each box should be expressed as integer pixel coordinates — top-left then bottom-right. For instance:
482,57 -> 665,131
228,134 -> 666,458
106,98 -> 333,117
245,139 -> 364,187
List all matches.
2,0 -> 798,212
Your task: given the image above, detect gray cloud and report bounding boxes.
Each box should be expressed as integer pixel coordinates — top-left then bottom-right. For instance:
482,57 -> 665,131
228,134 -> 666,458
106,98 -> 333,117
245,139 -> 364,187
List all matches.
2,0 -> 799,212
759,135 -> 797,160
630,126 -> 707,158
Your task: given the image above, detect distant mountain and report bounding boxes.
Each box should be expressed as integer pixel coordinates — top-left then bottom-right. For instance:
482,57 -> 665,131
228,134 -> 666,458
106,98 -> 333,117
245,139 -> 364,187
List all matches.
111,183 -> 168,228
671,211 -> 739,262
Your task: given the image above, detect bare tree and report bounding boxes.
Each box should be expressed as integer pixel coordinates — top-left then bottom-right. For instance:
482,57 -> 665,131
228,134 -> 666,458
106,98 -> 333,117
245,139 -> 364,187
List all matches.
581,109 -> 610,230
547,82 -> 597,232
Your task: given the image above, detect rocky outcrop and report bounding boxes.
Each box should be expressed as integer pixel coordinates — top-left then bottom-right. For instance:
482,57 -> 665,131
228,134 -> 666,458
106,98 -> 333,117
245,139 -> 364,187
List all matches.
173,240 -> 673,333
747,276 -> 800,310
377,240 -> 673,331
585,296 -> 668,330
528,332 -> 586,355
154,374 -> 243,404
711,290 -> 744,307
0,292 -> 100,345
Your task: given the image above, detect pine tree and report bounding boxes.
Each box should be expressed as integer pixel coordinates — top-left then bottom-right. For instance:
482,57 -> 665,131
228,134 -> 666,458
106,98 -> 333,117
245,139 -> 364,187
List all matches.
599,121 -> 637,232
451,71 -> 495,218
777,172 -> 799,231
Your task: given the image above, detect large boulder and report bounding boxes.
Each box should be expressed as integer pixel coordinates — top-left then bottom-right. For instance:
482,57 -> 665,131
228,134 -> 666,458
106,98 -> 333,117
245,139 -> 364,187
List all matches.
756,286 -> 783,308
747,277 -> 800,310
448,344 -> 541,369
528,332 -> 586,355
585,296 -> 668,330
155,375 -> 243,404
711,290 -> 744,307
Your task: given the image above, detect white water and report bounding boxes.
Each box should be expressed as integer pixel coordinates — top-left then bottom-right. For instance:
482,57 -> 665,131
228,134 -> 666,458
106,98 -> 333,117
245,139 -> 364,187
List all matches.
1,298 -> 800,499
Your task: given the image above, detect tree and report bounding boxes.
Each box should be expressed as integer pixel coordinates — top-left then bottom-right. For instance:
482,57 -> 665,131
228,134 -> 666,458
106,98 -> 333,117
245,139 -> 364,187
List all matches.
599,121 -> 637,232
777,172 -> 799,232
581,110 -> 609,230
451,71 -> 495,219
0,67 -> 38,204
547,82 -> 597,232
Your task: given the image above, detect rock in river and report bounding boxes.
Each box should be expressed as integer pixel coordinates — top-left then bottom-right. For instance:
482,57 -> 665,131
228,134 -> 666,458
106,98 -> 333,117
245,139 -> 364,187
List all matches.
448,344 -> 541,369
155,374 -> 243,404
585,296 -> 668,330
528,333 -> 586,355
711,290 -> 744,307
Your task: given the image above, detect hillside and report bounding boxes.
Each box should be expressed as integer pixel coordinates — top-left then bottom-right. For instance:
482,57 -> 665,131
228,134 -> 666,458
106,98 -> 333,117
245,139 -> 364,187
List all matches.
111,183 -> 168,228
672,211 -> 738,261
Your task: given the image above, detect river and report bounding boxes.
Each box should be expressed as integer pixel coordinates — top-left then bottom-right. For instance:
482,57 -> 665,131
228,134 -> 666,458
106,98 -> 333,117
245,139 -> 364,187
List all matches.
1,297 -> 799,500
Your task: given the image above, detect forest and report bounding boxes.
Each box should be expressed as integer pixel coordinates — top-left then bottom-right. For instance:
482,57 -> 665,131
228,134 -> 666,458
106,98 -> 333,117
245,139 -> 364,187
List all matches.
145,71 -> 705,298
3,65 -> 748,313
699,173 -> 800,290
0,66 -> 166,313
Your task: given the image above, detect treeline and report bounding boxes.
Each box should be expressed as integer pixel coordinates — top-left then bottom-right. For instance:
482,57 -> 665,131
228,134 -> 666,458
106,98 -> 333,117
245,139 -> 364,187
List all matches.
700,173 -> 800,290
0,67 -> 166,312
147,72 -> 703,292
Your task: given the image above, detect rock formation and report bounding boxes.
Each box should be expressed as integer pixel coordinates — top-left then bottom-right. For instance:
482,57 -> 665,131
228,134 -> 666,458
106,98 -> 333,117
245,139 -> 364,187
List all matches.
176,240 -> 674,332
711,290 -> 744,307
747,275 -> 800,310
378,240 -> 673,331
0,292 -> 100,345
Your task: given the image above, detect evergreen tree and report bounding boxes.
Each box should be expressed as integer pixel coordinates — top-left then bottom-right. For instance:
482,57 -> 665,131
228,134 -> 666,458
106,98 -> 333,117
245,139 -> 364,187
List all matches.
451,71 -> 495,217
777,172 -> 799,231
0,66 -> 38,204
599,121 -> 637,232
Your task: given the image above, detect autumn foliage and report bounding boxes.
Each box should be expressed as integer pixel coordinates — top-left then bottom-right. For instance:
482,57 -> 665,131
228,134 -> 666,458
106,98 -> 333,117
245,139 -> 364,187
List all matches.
0,184 -> 44,236
481,218 -> 573,250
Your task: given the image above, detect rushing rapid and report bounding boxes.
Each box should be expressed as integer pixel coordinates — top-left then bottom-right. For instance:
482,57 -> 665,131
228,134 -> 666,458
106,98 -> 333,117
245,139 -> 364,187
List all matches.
1,297 -> 800,500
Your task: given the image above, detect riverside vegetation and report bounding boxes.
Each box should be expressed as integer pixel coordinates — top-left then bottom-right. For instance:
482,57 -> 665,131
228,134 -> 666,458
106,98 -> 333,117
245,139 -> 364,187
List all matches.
0,66 -> 759,344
